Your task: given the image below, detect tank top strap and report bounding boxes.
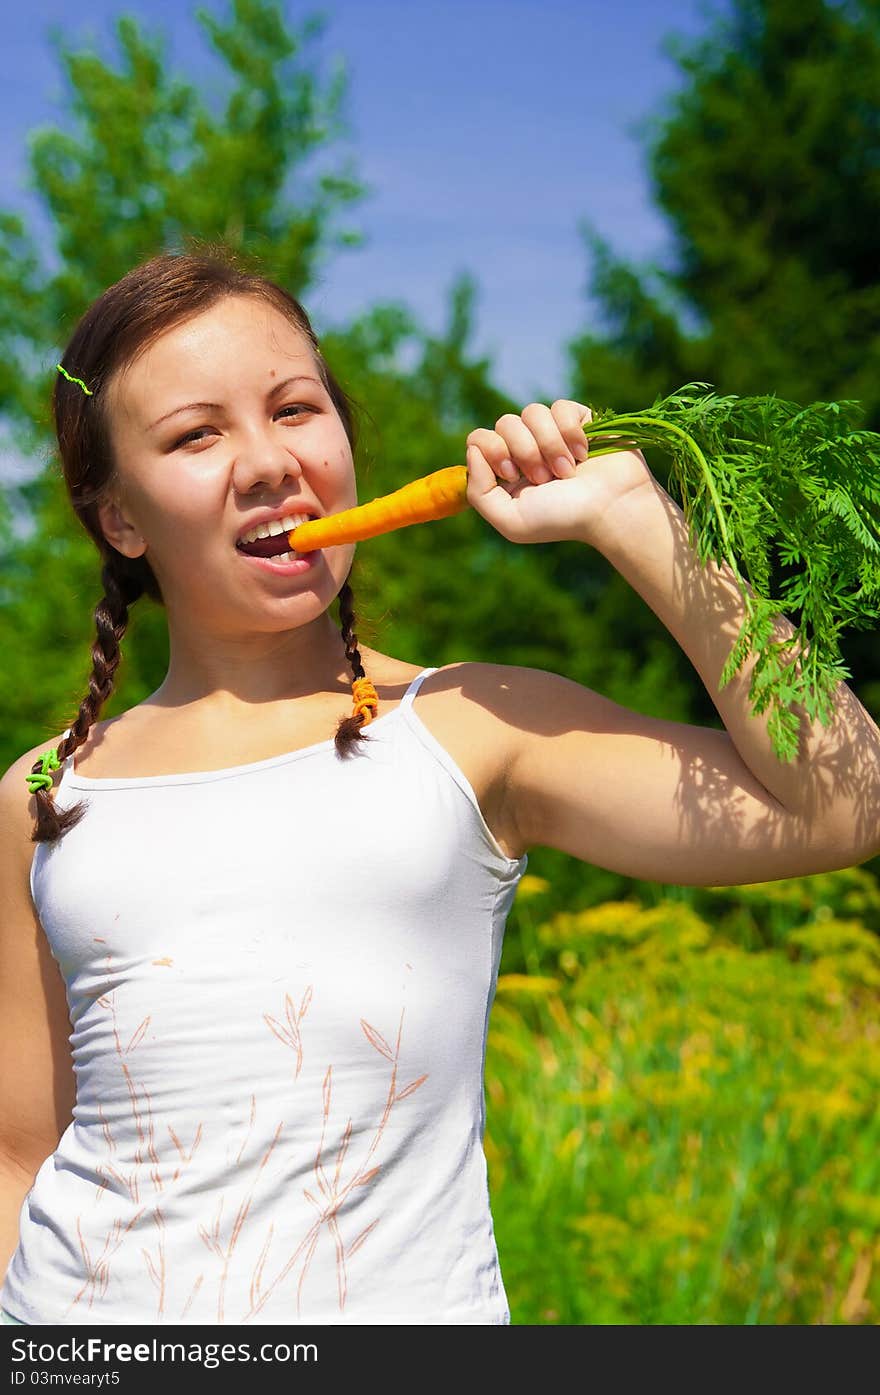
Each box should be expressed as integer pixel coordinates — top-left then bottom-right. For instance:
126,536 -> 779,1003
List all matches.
397,666 -> 440,714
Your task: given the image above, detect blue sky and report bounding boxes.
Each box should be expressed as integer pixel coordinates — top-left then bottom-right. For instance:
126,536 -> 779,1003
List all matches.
2,0 -> 723,411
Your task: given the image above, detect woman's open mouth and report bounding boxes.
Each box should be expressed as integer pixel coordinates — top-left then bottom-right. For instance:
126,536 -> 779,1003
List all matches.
235,511 -> 320,574
235,543 -> 319,575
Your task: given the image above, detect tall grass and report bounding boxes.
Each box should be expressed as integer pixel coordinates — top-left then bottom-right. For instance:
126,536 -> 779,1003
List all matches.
486,870 -> 880,1324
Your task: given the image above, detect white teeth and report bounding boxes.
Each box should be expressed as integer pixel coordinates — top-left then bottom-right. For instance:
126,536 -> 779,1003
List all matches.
239,513 -> 310,545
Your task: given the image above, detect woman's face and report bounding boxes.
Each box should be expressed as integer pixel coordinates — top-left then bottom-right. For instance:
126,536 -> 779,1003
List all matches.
99,295 -> 357,636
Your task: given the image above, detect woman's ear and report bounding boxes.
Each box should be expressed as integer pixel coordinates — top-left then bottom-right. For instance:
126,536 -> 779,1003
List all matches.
96,494 -> 148,559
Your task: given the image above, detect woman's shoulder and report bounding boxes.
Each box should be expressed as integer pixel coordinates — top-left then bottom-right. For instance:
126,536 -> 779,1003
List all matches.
400,660 -> 526,859
0,733 -> 80,880
396,659 -> 523,783
352,652 -> 523,764
374,654 -> 504,718
408,657 -> 522,724
1,733 -> 78,812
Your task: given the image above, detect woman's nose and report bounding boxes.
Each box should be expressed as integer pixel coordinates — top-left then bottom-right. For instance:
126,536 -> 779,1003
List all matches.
232,440 -> 304,495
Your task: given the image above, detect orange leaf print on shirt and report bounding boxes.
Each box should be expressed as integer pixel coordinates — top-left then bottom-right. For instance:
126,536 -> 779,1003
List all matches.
64,1210 -> 146,1312
184,987 -> 314,1324
243,1002 -> 429,1322
199,1108 -> 284,1323
263,985 -> 312,1079
180,1272 -> 205,1321
67,954 -> 203,1320
360,1020 -> 394,1062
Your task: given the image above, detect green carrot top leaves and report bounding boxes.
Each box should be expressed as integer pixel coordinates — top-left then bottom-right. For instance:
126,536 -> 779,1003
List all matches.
581,382 -> 880,764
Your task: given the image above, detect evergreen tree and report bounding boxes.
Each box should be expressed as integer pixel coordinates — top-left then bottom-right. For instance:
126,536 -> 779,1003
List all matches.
562,0 -> 880,720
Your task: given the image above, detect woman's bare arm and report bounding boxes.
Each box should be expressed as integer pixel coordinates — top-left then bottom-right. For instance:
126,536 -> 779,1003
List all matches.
0,743 -> 76,1282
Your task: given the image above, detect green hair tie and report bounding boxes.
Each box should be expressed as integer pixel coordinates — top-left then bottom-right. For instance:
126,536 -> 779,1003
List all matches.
26,747 -> 62,793
56,364 -> 93,396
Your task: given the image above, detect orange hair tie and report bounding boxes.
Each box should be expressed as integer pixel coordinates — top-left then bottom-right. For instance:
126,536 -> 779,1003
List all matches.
351,676 -> 379,725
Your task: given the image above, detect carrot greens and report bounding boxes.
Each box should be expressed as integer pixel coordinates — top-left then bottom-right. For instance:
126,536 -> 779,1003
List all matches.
582,382 -> 880,764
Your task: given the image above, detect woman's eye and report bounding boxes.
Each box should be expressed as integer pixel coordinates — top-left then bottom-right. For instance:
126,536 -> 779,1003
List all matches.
173,405 -> 312,449
174,427 -> 213,448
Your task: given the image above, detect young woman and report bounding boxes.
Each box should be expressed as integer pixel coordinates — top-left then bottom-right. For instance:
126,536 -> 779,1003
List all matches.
0,249 -> 873,1327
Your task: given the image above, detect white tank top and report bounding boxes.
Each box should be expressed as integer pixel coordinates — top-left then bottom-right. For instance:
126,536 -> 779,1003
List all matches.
1,667 -> 528,1326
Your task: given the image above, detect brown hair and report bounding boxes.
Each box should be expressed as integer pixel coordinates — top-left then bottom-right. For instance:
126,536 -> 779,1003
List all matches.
30,242 -> 378,845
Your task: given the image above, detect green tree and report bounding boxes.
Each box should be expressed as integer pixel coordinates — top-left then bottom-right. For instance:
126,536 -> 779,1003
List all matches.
650,0 -> 880,413
559,0 -> 880,737
569,0 -> 880,419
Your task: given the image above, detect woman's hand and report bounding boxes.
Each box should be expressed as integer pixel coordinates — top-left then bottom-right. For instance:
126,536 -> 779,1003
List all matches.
465,399 -> 656,547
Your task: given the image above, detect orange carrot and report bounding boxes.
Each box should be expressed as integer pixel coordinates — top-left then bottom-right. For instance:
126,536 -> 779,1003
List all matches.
287,465 -> 470,552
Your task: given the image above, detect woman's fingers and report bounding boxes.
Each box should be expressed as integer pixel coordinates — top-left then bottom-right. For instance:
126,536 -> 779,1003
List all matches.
496,412 -> 559,481
466,400 -> 593,485
552,400 -> 592,461
465,441 -> 512,496
466,428 -> 524,484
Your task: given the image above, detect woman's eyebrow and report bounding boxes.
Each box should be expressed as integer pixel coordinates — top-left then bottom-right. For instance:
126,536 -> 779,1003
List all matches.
146,375 -> 323,431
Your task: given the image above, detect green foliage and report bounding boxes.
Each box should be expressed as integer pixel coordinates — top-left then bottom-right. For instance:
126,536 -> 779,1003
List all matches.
489,868 -> 880,1324
581,380 -> 880,761
29,1 -> 365,323
565,0 -> 880,739
570,0 -> 880,420
648,0 -> 880,412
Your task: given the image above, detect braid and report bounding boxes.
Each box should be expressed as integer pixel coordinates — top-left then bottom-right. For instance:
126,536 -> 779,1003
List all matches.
29,556 -> 144,844
335,574 -> 379,758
